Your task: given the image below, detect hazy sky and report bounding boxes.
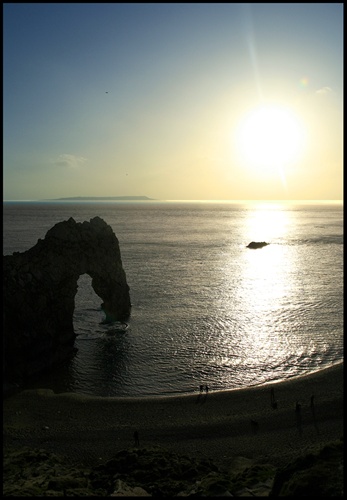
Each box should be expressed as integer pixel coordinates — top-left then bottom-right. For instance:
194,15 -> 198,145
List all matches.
3,3 -> 343,201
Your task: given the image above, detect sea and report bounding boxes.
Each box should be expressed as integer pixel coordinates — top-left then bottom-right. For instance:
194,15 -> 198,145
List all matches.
3,200 -> 343,398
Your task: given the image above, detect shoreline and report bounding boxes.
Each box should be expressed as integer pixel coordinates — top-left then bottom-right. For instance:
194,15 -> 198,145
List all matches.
4,362 -> 343,470
7,358 -> 344,402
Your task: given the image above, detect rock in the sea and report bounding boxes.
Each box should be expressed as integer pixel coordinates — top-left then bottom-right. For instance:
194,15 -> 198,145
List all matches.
3,216 -> 131,387
246,241 -> 269,249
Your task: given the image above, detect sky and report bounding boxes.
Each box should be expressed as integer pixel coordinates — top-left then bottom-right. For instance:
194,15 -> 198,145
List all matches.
3,3 -> 343,201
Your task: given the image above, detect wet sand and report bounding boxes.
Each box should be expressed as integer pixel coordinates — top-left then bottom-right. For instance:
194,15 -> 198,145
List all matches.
3,362 -> 343,469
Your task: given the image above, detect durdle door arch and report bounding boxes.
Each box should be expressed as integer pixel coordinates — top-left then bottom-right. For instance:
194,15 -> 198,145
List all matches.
3,216 -> 131,390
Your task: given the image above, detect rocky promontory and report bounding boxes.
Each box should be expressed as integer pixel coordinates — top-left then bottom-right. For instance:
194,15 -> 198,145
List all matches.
3,216 -> 131,389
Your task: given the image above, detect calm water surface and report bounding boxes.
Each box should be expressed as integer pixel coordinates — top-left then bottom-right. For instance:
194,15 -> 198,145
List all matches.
3,201 -> 343,397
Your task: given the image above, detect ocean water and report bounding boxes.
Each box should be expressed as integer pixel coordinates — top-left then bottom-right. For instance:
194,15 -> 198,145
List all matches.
3,200 -> 343,397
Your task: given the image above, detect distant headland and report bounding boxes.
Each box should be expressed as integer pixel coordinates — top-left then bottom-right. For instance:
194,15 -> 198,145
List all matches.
50,196 -> 154,201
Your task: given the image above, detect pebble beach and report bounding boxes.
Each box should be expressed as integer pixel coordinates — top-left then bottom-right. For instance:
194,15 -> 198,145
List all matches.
4,362 -> 343,471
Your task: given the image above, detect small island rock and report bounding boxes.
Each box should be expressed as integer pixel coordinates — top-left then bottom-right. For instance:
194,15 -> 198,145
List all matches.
246,241 -> 269,249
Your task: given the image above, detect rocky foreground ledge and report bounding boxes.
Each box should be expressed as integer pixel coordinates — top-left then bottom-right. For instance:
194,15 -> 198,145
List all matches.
3,440 -> 343,497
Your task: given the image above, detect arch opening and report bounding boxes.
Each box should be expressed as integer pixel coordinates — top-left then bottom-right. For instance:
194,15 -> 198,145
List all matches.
73,274 -> 106,337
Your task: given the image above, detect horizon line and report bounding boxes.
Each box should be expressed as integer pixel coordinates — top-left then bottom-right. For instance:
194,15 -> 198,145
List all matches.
3,198 -> 343,204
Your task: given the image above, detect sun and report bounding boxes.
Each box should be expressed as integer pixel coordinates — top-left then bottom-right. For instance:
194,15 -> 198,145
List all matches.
235,104 -> 305,175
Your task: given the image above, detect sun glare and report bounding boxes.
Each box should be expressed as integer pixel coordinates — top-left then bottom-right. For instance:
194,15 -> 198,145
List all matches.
235,105 -> 305,175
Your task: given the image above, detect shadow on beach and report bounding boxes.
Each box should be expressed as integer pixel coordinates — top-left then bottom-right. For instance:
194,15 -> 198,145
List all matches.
195,392 -> 208,405
196,385 -> 209,405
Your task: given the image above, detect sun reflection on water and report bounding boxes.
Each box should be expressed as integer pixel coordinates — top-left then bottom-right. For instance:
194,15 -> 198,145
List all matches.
219,204 -> 299,385
244,202 -> 291,243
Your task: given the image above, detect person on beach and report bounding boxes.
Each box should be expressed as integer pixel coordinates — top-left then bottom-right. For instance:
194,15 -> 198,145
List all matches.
196,385 -> 208,404
270,387 -> 278,409
251,419 -> 259,434
310,394 -> 319,434
295,402 -> 302,436
134,430 -> 140,447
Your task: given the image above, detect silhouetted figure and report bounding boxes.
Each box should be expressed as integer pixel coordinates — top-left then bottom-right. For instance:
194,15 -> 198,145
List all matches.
270,387 -> 278,409
251,419 -> 259,434
310,394 -> 319,434
295,401 -> 302,436
134,430 -> 140,447
196,385 -> 205,404
196,385 -> 208,404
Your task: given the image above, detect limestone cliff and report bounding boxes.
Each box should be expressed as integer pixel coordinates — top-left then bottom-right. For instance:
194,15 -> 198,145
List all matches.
3,216 -> 131,386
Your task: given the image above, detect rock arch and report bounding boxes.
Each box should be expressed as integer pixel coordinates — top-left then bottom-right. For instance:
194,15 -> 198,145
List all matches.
3,216 -> 131,387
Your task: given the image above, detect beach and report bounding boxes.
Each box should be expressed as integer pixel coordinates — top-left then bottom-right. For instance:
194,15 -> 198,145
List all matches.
3,362 -> 343,470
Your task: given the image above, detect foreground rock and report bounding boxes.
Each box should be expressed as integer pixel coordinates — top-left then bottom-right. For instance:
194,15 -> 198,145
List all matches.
269,439 -> 343,496
3,216 -> 131,389
3,440 -> 343,497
